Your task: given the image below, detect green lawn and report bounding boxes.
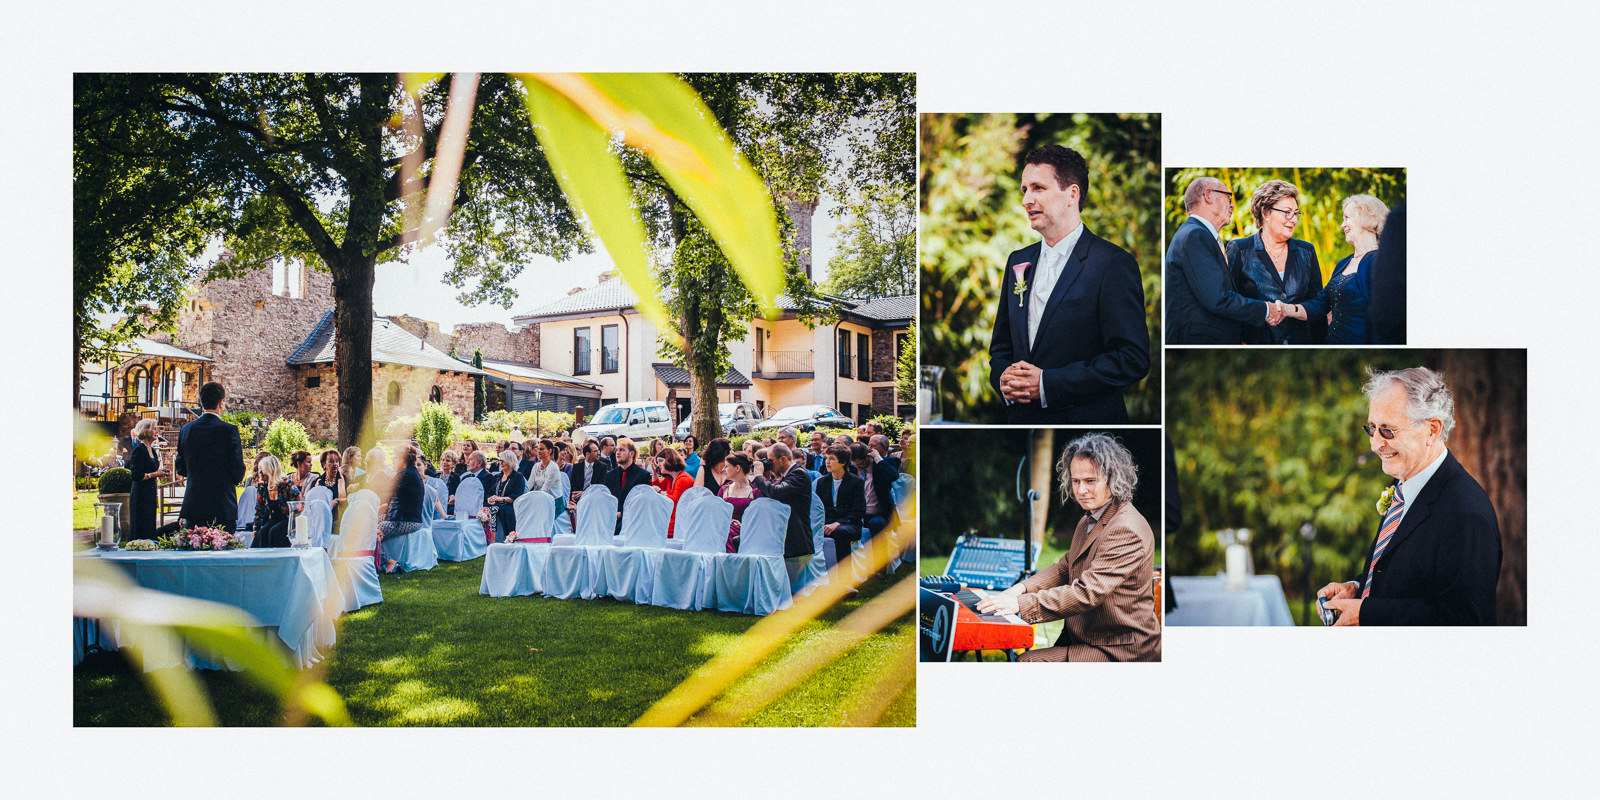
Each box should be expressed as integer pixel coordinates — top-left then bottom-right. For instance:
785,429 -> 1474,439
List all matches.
74,555 -> 914,726
73,490 -> 99,530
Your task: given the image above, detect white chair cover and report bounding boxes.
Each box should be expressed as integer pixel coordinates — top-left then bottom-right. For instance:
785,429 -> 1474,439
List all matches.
650,495 -> 733,611
235,486 -> 257,531
381,513 -> 438,573
331,501 -> 382,610
543,490 -> 617,599
888,474 -> 914,572
480,492 -> 554,597
304,484 -> 333,510
303,498 -> 334,550
347,488 -> 380,513
793,491 -> 830,596
557,483 -> 608,545
713,498 -> 792,615
677,485 -> 713,513
601,490 -> 672,603
433,478 -> 488,561
613,484 -> 659,546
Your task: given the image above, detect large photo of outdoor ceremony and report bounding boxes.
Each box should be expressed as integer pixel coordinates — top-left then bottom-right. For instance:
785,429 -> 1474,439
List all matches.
72,72 -> 919,726
1163,348 -> 1525,627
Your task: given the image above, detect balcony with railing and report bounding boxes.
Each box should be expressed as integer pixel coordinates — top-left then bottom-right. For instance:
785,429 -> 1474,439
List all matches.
752,350 -> 814,379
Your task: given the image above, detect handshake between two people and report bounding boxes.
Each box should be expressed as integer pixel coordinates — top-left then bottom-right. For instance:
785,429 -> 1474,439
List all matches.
1265,300 -> 1309,326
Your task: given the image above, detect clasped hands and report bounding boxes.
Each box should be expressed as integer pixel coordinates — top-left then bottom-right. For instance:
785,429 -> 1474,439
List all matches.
999,361 -> 1043,403
1266,300 -> 1308,326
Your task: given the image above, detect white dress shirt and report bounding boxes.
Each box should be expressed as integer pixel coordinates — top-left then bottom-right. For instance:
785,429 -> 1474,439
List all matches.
1022,223 -> 1084,410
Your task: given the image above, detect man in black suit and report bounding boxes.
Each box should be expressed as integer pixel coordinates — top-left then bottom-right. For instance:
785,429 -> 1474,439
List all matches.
174,381 -> 246,529
598,437 -> 618,470
1166,175 -> 1285,343
752,442 -> 815,578
1370,202 -> 1407,345
567,440 -> 609,512
601,437 -> 650,534
988,145 -> 1149,424
814,444 -> 865,564
850,443 -> 898,539
464,451 -> 497,501
1318,367 -> 1501,625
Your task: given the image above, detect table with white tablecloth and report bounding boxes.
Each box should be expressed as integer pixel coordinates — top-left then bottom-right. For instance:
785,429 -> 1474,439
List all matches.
1163,574 -> 1296,626
74,547 -> 343,670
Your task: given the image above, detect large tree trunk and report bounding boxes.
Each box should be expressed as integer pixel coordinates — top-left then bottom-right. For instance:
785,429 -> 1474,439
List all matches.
73,311 -> 82,413
332,257 -> 376,450
1437,349 -> 1526,626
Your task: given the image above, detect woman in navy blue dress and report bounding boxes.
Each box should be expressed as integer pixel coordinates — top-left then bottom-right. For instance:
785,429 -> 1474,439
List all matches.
1284,194 -> 1389,344
126,419 -> 169,541
484,449 -> 527,542
1227,180 -> 1325,345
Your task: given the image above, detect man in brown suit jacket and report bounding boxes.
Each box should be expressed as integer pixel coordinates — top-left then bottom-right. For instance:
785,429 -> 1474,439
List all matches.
978,433 -> 1161,662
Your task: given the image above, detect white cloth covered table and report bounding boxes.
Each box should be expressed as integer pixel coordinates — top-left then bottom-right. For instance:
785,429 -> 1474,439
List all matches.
651,494 -> 733,611
601,489 -> 671,603
74,546 -> 341,671
543,490 -> 616,600
713,497 -> 792,615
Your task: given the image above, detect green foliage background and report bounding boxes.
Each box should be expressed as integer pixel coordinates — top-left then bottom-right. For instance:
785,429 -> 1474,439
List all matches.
1164,167 -> 1406,285
1168,349 -> 1458,606
261,418 -> 313,464
920,113 -> 1161,424
919,428 -> 1163,561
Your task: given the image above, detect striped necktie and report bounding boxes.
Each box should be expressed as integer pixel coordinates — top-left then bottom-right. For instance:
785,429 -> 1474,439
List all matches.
1361,485 -> 1406,598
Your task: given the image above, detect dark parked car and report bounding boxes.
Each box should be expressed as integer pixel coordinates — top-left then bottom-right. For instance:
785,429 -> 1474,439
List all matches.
751,404 -> 855,434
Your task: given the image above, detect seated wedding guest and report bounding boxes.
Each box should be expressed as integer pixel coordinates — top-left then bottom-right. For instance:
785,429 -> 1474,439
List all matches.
742,439 -> 761,460
311,448 -> 348,518
252,453 -> 299,548
851,442 -> 898,539
456,440 -> 477,476
556,441 -> 575,471
249,450 -> 272,487
1228,179 -> 1324,345
420,451 -> 440,479
658,446 -> 695,538
484,449 -> 527,542
343,445 -> 364,485
805,431 -> 828,472
290,449 -> 317,494
126,418 -> 168,542
377,445 -> 430,573
364,448 -> 395,504
515,441 -> 535,480
815,444 -> 865,563
870,434 -> 900,471
898,431 -> 916,477
568,440 -> 609,514
750,442 -> 816,578
717,452 -> 763,553
599,437 -> 618,469
438,450 -> 460,512
1283,194 -> 1389,344
526,438 -> 563,499
682,434 -> 702,479
601,438 -> 651,534
976,433 -> 1160,661
413,447 -> 448,519
695,437 -> 732,494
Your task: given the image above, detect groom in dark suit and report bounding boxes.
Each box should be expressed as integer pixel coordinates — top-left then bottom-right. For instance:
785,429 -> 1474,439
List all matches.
1318,367 -> 1501,625
988,145 -> 1149,424
174,381 -> 246,529
1165,176 -> 1283,343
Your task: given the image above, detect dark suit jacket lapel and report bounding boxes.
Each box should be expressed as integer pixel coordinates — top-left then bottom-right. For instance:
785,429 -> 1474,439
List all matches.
1010,243 -> 1043,360
1034,228 -> 1095,350
1376,454 -> 1458,571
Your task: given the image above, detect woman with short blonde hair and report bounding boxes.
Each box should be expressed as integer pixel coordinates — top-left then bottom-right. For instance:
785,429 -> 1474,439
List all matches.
127,418 -> 168,541
1283,194 -> 1391,344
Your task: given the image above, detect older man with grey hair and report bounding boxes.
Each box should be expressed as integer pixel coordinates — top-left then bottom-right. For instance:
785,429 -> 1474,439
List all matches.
1165,176 -> 1284,343
977,432 -> 1160,661
1316,366 -> 1500,625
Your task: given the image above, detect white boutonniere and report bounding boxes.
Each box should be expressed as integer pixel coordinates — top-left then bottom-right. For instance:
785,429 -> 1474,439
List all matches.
1376,485 -> 1397,516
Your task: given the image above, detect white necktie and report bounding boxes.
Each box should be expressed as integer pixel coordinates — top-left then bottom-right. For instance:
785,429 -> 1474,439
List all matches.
1028,249 -> 1058,347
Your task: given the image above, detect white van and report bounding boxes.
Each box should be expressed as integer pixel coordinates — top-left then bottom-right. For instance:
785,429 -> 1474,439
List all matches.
576,401 -> 674,442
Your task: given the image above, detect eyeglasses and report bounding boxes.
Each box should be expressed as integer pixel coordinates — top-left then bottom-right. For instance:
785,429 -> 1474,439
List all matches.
1363,420 -> 1427,439
1269,206 -> 1304,221
1207,188 -> 1234,202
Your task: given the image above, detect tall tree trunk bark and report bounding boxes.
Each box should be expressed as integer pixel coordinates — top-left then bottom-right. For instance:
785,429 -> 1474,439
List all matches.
1438,349 -> 1526,626
332,256 -> 376,450
73,310 -> 83,413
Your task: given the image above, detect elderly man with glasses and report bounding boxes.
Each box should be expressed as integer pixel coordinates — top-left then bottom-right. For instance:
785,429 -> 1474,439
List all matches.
1166,176 -> 1286,343
1315,367 -> 1501,626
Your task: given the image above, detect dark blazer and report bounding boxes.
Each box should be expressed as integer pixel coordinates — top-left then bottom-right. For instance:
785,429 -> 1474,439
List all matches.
387,467 -> 429,524
517,457 -> 535,480
487,468 -> 527,537
1349,452 -> 1501,625
603,463 -> 651,534
127,441 -> 160,540
175,412 -> 245,529
815,472 -> 865,527
860,459 -> 898,519
1370,203 -> 1406,345
1165,216 -> 1271,344
1227,234 -> 1324,345
1302,251 -> 1377,344
570,458 -> 610,495
988,227 -> 1149,424
753,462 -> 815,558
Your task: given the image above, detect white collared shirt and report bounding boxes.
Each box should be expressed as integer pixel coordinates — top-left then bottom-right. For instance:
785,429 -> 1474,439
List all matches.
1346,447 -> 1449,590
1027,223 -> 1084,349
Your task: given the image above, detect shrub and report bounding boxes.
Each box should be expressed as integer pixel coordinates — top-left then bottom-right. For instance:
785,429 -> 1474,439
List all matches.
866,414 -> 910,442
97,467 -> 132,495
384,414 -> 417,441
414,402 -> 459,464
261,417 -> 314,464
222,411 -> 268,447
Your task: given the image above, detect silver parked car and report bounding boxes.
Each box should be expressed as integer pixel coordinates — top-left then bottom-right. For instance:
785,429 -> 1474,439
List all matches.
675,401 -> 763,440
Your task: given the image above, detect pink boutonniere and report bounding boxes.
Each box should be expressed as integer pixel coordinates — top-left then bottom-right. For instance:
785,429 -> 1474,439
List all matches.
1012,262 -> 1031,308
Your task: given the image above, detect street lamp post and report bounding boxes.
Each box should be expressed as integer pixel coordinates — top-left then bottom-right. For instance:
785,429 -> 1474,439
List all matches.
533,389 -> 543,438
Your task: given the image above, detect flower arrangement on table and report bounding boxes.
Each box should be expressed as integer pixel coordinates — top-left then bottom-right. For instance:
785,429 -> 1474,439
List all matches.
123,539 -> 158,551
155,525 -> 247,551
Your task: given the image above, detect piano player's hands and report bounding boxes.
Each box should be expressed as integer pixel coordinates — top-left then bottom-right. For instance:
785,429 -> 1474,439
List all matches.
975,584 -> 1023,616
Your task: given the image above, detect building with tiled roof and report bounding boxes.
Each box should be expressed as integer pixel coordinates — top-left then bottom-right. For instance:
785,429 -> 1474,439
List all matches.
514,271 -> 913,424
